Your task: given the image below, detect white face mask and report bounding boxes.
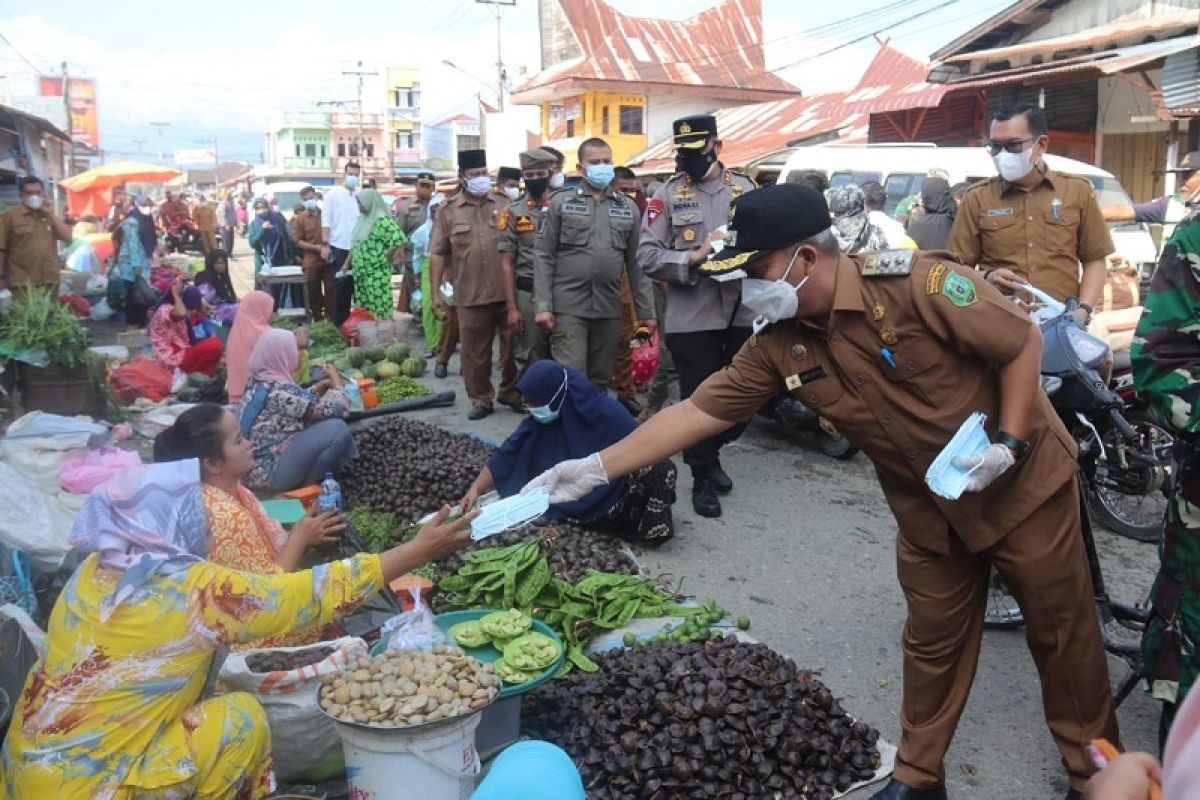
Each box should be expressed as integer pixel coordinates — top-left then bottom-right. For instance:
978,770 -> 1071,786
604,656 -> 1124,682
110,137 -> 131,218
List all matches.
549,172 -> 565,190
741,246 -> 809,334
466,175 -> 492,197
992,147 -> 1036,183
503,186 -> 520,200
22,194 -> 43,211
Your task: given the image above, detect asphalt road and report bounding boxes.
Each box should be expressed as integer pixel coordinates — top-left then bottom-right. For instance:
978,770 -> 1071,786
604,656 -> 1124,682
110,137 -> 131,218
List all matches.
231,252 -> 1162,799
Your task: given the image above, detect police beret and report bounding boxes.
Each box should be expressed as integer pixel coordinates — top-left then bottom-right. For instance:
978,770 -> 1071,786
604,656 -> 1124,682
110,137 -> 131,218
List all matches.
702,184 -> 831,279
519,148 -> 557,170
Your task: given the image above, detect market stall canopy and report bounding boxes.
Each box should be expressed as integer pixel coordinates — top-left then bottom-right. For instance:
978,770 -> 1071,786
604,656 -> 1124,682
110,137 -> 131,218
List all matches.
61,161 -> 182,218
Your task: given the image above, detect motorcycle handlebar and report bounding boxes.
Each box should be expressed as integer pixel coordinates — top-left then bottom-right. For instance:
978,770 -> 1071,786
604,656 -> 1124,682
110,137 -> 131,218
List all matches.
1110,408 -> 1139,441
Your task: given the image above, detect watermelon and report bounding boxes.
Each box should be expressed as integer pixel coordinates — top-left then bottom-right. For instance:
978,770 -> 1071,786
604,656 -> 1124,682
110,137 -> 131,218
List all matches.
362,362 -> 378,379
376,361 -> 402,379
401,355 -> 427,377
348,369 -> 365,381
386,343 -> 411,364
332,358 -> 352,373
344,347 -> 366,367
364,345 -> 388,363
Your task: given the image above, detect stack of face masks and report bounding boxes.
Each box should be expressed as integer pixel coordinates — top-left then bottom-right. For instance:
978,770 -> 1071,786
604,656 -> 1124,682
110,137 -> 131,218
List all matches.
925,412 -> 990,500
470,489 -> 551,541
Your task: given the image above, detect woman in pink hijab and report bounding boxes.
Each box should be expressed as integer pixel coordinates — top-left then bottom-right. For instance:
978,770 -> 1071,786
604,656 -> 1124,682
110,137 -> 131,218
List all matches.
224,291 -> 311,403
236,329 -> 356,492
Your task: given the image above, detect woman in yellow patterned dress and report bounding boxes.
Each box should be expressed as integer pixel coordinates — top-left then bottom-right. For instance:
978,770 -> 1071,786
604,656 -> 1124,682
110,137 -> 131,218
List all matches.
154,403 -> 345,649
0,459 -> 474,799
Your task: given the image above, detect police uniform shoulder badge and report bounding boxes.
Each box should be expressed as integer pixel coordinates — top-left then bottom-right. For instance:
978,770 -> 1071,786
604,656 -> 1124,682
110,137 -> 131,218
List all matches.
498,209 -> 511,230
861,250 -> 914,277
515,214 -> 536,234
941,272 -> 977,307
925,262 -> 948,295
647,197 -> 665,225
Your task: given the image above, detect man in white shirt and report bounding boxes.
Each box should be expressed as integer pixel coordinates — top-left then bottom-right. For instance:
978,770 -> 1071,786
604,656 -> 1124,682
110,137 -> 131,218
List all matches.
862,181 -> 909,248
321,160 -> 362,325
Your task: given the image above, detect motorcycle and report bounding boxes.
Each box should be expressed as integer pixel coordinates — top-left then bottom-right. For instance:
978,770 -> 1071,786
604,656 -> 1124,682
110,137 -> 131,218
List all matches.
758,393 -> 858,460
165,220 -> 203,254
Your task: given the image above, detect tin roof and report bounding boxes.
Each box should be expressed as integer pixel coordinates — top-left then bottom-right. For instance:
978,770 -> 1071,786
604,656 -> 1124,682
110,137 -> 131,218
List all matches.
512,0 -> 798,104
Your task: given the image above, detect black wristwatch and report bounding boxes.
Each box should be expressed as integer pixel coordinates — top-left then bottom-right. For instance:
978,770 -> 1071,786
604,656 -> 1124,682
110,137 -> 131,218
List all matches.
1079,303 -> 1094,325
992,430 -> 1030,460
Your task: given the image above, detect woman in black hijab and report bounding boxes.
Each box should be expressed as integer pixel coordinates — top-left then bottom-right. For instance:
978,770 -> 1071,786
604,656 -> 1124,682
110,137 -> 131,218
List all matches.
905,177 -> 957,251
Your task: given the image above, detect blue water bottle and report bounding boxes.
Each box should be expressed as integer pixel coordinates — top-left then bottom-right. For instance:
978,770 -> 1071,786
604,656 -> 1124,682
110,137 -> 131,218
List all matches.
318,473 -> 342,513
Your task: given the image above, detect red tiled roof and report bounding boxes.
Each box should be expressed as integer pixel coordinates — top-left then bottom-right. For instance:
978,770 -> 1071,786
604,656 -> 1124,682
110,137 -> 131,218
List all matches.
431,113 -> 477,127
512,0 -> 798,103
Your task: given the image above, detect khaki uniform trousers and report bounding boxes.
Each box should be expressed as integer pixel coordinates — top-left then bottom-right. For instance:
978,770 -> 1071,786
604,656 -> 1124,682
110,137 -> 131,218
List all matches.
894,478 -> 1119,792
457,301 -> 519,408
516,287 -> 551,374
436,307 -> 459,366
612,272 -> 638,400
550,314 -> 622,390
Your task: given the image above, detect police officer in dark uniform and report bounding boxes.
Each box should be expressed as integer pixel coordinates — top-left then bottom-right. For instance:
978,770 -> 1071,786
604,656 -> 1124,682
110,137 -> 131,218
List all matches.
639,114 -> 757,518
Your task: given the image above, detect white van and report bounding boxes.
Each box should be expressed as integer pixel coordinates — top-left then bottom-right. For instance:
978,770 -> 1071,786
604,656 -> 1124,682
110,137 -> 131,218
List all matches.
778,145 -> 1157,274
249,180 -> 323,222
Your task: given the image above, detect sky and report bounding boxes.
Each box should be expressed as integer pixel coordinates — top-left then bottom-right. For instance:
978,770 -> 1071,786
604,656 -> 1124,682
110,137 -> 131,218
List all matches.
0,0 -> 1013,164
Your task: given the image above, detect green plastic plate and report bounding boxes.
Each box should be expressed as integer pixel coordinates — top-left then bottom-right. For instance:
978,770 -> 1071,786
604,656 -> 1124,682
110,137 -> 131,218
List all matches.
370,609 -> 564,698
261,498 -> 305,526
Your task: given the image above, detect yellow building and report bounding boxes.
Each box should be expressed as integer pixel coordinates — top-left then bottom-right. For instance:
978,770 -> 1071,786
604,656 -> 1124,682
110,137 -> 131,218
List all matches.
384,66 -> 423,172
511,0 -> 797,168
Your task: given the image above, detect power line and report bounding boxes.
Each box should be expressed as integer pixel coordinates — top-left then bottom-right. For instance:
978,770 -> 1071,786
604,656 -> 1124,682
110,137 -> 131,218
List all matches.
0,27 -> 46,74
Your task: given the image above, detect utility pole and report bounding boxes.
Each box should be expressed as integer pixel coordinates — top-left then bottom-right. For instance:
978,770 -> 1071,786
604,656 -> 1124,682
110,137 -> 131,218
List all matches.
342,61 -> 378,162
196,137 -> 219,189
150,122 -> 170,165
61,61 -> 74,175
474,0 -> 515,111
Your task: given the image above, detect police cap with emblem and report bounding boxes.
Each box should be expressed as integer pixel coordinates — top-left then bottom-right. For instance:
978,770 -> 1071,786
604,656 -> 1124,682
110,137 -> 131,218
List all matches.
702,184 -> 831,278
498,166 -> 521,182
416,170 -> 436,185
673,115 -> 718,150
519,148 -> 557,170
458,149 -> 487,171
1165,150 -> 1200,173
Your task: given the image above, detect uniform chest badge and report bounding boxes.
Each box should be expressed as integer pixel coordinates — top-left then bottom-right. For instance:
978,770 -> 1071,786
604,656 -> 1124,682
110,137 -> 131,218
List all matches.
942,272 -> 978,307
515,216 -> 536,234
871,304 -> 885,321
498,210 -> 511,229
879,326 -> 898,346
790,344 -> 807,361
682,228 -> 697,242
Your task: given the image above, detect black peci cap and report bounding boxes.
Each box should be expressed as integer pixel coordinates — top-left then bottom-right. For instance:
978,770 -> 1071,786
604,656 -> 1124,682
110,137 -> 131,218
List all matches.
458,149 -> 487,170
702,184 -> 831,279
673,115 -> 718,150
498,166 -> 521,182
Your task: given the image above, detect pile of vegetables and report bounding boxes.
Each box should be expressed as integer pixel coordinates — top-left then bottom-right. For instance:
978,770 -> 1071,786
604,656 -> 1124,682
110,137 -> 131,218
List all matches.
0,287 -> 92,368
331,343 -> 427,382
374,376 -> 431,404
524,637 -> 882,800
437,539 -> 719,673
337,418 -> 493,523
436,522 -> 640,582
449,610 -> 564,684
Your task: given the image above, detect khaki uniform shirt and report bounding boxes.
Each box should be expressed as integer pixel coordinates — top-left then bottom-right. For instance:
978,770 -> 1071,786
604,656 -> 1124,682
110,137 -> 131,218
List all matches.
291,209 -> 325,271
430,191 -> 507,307
394,197 -> 430,269
691,250 -> 1078,555
947,168 -> 1114,302
533,185 -> 654,321
0,205 -> 64,288
194,204 -> 217,233
497,193 -> 552,286
639,166 -> 757,333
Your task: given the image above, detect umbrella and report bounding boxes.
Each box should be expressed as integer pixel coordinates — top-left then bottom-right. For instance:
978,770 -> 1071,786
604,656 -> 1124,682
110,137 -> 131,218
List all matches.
61,161 -> 182,193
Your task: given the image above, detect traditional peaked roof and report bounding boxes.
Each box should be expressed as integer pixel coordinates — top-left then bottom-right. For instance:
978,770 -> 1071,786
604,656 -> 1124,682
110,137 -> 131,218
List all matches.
627,44 -> 929,172
430,113 -> 477,127
512,0 -> 798,104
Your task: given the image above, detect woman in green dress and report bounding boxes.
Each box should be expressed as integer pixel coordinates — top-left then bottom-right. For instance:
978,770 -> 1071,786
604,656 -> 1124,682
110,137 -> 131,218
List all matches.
350,188 -> 406,319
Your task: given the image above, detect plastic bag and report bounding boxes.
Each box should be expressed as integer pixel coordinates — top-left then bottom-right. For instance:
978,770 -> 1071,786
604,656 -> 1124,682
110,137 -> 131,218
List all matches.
218,636 -> 368,781
0,412 -> 110,491
110,357 -> 173,404
379,587 -> 446,652
631,330 -> 661,386
339,307 -> 376,345
60,447 -> 143,494
0,461 -> 76,569
89,297 -> 114,321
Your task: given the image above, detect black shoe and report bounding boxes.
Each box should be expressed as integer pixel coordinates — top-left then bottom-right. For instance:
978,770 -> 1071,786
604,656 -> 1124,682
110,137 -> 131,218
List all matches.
692,478 -> 722,518
500,399 -> 528,414
618,396 -> 643,417
710,462 -> 733,494
467,405 -> 492,421
869,779 -> 947,800
434,363 -> 448,379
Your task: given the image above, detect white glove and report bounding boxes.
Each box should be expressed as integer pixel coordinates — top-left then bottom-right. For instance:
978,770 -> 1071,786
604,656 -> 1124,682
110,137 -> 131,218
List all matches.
521,453 -> 609,504
953,443 -> 1016,493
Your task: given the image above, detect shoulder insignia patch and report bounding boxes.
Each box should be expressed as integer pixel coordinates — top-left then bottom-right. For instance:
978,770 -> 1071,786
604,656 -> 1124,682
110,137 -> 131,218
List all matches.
925,262 -> 948,295
515,215 -> 536,234
941,272 -> 977,307
647,197 -> 665,225
861,250 -> 914,277
498,210 -> 511,230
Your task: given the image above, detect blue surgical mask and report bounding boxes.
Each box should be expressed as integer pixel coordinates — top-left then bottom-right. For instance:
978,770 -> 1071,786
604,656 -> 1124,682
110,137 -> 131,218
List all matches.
304,198 -> 318,210
466,175 -> 492,197
584,164 -> 615,188
925,411 -> 991,499
527,369 -> 568,424
345,174 -> 360,189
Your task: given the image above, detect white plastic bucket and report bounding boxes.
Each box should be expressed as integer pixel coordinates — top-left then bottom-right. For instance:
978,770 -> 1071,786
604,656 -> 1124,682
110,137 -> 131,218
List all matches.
333,711 -> 482,800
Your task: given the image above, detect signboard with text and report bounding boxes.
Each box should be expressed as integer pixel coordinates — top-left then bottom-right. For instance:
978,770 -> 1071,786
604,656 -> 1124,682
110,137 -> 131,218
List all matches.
39,76 -> 100,147
173,148 -> 217,166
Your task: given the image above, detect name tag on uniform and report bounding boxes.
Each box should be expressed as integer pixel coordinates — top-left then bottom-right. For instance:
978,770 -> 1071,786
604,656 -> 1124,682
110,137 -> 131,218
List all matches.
985,207 -> 1014,217
672,200 -> 700,211
786,366 -> 827,390
516,216 -> 536,233
563,200 -> 590,216
609,204 -> 634,220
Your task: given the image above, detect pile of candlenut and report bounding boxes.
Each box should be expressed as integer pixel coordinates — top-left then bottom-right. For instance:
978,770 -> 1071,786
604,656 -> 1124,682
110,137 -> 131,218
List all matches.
318,645 -> 501,728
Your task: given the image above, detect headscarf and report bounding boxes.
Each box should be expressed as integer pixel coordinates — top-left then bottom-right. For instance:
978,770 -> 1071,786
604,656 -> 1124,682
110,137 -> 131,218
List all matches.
485,361 -> 636,521
195,250 -> 237,304
248,328 -> 299,385
225,290 -> 276,402
471,741 -> 585,800
156,283 -> 202,311
130,202 -> 158,259
906,177 -> 957,251
825,185 -> 887,254
351,188 -> 390,248
69,460 -> 206,621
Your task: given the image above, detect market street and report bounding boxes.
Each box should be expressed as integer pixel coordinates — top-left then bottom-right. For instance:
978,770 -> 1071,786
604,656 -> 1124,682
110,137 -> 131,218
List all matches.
224,222 -> 1165,799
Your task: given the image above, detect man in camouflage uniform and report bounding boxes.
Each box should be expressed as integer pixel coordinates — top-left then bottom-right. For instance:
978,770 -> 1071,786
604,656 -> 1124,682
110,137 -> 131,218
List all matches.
1131,207 -> 1200,747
